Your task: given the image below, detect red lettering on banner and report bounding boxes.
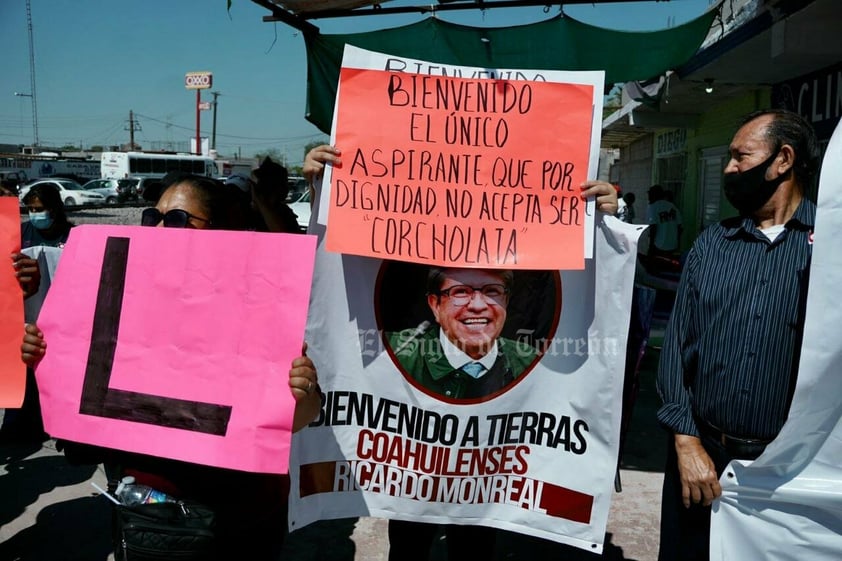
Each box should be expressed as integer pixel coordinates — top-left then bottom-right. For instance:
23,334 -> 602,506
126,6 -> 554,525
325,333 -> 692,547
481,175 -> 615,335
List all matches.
356,431 -> 529,476
302,430 -> 595,524
299,459 -> 594,524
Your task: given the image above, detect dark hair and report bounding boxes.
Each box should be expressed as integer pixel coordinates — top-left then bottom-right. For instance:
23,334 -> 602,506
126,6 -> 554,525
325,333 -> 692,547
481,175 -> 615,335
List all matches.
623,192 -> 636,204
143,171 -> 192,203
0,179 -> 17,195
426,267 -> 514,296
740,108 -> 820,187
648,184 -> 664,199
23,183 -> 70,226
252,157 -> 289,200
160,175 -> 241,230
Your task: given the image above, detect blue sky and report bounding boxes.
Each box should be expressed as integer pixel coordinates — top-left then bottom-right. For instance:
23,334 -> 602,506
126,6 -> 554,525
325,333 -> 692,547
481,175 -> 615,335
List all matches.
0,0 -> 715,165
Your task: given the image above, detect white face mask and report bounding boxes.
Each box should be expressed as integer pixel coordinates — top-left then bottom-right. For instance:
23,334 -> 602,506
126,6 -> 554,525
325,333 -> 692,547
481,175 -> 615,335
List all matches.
28,210 -> 54,230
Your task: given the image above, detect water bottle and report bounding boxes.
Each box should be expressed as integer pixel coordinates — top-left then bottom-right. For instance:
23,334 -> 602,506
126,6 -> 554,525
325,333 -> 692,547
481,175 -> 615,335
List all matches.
114,476 -> 177,506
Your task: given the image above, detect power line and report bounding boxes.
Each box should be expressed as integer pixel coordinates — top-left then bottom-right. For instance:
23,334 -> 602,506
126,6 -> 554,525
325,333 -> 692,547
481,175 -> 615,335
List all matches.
132,112 -> 321,142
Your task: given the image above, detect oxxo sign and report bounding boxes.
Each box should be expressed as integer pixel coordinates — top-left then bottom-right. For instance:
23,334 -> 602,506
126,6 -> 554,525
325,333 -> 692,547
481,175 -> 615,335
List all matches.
185,71 -> 213,90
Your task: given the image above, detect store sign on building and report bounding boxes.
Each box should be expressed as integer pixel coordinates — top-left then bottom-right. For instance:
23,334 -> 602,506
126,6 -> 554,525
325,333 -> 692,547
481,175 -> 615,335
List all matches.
773,61 -> 842,141
655,128 -> 687,157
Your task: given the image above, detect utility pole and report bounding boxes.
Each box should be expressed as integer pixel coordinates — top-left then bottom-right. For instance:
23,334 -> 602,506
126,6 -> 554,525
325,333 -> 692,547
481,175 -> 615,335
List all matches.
25,0 -> 39,147
165,114 -> 173,151
211,91 -> 220,150
126,110 -> 141,150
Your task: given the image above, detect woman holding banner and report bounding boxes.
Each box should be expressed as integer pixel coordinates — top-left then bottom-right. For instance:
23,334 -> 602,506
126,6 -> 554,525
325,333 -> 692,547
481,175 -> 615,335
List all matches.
21,174 -> 322,560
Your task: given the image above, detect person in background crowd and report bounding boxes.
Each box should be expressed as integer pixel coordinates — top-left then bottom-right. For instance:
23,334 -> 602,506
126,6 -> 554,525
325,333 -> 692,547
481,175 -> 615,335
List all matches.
21,174 -> 321,560
223,172 -> 254,227
0,183 -> 73,442
656,108 -> 820,561
223,172 -> 265,232
21,183 -> 73,249
646,184 -> 682,256
222,159 -> 301,233
615,187 -> 627,214
617,192 -> 637,223
0,179 -> 17,196
250,157 -> 301,233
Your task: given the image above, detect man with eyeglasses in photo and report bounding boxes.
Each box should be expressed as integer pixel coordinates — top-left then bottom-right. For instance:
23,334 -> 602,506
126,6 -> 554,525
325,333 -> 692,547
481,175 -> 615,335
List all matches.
389,267 -> 537,401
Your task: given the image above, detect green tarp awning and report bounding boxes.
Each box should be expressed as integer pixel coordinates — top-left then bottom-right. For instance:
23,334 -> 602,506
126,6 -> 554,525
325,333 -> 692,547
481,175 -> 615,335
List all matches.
304,9 -> 717,132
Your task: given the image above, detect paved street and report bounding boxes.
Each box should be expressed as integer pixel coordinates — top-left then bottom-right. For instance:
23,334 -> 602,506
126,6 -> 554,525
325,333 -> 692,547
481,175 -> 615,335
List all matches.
1,205 -> 667,560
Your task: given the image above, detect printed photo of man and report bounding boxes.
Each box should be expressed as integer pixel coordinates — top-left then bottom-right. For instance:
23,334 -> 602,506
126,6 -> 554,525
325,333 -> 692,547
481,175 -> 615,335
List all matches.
388,267 -> 539,401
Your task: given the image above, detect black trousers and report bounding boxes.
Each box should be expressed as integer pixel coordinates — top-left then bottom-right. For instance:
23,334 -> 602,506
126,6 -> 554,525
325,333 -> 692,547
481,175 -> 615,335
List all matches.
388,519 -> 496,561
0,367 -> 45,442
657,434 -> 738,561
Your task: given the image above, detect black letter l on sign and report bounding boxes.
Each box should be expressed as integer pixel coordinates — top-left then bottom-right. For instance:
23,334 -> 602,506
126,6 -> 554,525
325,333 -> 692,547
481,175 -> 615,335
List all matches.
79,237 -> 232,436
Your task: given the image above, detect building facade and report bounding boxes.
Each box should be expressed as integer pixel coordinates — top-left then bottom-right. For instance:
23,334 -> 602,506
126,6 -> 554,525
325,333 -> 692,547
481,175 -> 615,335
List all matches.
603,0 -> 841,250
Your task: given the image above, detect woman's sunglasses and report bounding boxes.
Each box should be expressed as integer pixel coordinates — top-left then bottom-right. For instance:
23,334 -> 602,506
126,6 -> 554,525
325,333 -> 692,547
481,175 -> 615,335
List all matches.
140,208 -> 211,228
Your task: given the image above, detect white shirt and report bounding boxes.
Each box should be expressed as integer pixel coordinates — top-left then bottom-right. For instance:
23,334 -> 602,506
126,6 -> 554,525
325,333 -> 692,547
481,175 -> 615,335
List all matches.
646,200 -> 683,251
439,330 -> 499,378
759,223 -> 786,242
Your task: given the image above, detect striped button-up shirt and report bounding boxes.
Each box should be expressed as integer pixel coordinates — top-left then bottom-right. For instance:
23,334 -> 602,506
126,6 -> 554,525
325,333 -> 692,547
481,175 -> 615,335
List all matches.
656,199 -> 814,441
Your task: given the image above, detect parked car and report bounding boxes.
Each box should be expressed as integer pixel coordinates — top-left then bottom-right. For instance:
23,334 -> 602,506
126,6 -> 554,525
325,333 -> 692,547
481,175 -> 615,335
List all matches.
289,190 -> 311,230
19,178 -> 106,207
0,170 -> 28,190
286,176 -> 308,202
133,177 -> 161,198
82,178 -> 139,203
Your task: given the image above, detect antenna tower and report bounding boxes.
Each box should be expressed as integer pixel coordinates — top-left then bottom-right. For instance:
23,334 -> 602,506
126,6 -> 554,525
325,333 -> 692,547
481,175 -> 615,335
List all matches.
26,0 -> 40,147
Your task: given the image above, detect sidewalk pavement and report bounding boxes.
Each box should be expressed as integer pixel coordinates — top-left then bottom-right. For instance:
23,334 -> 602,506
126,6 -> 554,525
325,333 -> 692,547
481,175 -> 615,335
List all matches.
0,350 -> 666,561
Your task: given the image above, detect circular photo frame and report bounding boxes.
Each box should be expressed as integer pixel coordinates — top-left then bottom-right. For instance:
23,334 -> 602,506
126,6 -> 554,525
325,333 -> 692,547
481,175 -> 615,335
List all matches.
375,261 -> 561,404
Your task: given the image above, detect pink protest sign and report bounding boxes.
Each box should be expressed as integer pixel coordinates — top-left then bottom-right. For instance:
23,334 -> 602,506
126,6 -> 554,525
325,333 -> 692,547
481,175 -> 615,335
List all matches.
35,225 -> 317,474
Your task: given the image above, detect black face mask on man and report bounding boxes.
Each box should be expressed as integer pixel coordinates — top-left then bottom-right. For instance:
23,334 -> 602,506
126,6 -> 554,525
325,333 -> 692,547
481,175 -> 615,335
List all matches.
723,150 -> 786,214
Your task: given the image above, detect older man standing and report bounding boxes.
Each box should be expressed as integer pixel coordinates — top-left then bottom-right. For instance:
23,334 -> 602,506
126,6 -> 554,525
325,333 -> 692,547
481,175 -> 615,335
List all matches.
656,109 -> 820,561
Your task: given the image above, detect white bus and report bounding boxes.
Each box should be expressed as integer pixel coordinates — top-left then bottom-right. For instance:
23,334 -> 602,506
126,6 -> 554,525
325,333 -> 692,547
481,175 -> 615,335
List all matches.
0,153 -> 101,185
101,152 -> 217,180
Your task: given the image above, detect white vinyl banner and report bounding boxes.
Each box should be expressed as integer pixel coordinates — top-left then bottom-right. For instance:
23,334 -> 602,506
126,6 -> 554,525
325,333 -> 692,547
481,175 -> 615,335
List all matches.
710,120 -> 842,558
289,45 -> 640,554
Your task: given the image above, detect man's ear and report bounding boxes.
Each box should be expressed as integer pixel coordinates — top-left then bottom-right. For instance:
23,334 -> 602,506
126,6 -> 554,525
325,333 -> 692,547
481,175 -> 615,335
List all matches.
775,144 -> 795,177
427,293 -> 441,323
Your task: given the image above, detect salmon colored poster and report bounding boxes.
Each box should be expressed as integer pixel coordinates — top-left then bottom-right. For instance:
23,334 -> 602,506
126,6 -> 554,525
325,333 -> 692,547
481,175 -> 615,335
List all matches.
35,225 -> 317,473
0,197 -> 25,408
325,67 -> 593,270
